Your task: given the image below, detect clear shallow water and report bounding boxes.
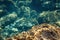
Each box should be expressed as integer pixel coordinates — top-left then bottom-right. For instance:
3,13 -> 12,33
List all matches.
0,0 -> 60,38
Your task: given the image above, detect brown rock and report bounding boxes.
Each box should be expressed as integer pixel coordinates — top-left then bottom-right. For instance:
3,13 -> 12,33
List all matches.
6,23 -> 60,40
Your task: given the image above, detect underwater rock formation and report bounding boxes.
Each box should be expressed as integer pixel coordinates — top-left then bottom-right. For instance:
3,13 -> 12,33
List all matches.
5,23 -> 60,40
38,10 -> 60,26
0,0 -> 60,39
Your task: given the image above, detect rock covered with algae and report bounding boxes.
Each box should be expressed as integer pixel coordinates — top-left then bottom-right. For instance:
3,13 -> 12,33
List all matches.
0,0 -> 60,38
0,0 -> 60,40
5,23 -> 60,40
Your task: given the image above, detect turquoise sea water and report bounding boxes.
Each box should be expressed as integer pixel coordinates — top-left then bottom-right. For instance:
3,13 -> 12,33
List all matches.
0,0 -> 60,39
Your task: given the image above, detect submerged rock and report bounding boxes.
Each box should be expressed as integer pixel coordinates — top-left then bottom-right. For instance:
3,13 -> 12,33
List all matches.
5,23 -> 60,40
